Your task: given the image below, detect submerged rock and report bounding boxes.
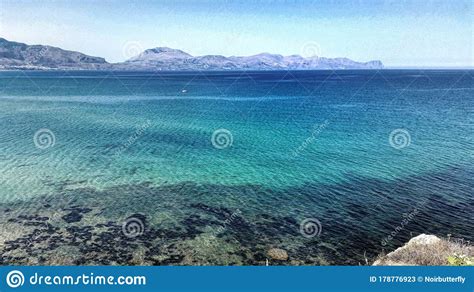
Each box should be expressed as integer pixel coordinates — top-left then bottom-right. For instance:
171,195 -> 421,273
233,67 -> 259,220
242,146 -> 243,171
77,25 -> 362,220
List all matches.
61,211 -> 82,223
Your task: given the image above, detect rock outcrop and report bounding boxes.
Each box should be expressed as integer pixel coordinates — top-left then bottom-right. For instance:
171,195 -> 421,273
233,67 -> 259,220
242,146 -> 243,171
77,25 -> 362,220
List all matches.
373,234 -> 473,266
267,248 -> 289,261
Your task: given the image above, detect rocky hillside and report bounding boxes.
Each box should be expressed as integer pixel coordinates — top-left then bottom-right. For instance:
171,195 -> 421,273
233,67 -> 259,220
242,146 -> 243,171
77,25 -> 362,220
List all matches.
0,38 -> 110,70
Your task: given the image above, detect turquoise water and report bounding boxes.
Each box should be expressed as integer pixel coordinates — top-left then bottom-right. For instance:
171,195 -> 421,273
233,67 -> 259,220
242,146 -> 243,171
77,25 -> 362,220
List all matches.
0,70 -> 472,265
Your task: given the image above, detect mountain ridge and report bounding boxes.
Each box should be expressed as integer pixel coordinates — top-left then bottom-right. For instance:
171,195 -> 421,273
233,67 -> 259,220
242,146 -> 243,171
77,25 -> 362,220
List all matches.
0,38 -> 109,70
120,46 -> 383,70
0,38 -> 384,70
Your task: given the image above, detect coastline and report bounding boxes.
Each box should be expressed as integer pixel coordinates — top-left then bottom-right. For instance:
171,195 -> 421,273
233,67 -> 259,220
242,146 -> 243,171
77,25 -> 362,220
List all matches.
374,234 -> 473,266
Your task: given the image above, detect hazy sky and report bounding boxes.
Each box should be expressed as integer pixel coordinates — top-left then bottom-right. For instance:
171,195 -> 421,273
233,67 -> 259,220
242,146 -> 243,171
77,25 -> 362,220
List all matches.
0,0 -> 472,67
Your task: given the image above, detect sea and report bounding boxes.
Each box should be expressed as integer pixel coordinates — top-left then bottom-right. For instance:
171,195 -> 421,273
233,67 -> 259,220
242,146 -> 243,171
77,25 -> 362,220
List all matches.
0,70 -> 472,265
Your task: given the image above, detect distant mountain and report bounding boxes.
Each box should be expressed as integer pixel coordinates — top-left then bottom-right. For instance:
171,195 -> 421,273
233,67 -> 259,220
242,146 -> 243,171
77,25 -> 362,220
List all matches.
119,47 -> 383,70
0,38 -> 383,70
0,38 -> 109,70
128,47 -> 193,62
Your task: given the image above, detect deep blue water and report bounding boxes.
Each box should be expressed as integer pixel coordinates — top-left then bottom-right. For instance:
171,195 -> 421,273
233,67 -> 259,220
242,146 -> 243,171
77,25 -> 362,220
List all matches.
0,70 -> 472,265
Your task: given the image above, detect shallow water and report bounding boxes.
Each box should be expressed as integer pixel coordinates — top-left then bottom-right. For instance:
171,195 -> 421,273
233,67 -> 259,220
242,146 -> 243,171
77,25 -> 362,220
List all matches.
0,70 -> 472,265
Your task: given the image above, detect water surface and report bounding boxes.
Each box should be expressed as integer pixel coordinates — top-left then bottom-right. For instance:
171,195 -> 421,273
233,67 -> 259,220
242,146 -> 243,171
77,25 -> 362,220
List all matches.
0,70 -> 472,265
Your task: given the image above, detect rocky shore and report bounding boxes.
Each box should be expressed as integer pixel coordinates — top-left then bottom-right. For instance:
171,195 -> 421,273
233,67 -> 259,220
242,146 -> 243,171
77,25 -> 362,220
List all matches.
373,234 -> 473,266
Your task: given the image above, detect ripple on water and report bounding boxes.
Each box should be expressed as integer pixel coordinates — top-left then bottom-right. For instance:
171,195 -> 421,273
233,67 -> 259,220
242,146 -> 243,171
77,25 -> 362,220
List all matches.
0,165 -> 472,265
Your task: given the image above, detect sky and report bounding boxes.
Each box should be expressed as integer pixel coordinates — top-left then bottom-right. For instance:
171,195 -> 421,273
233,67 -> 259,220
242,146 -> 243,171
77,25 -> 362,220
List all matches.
0,0 -> 472,67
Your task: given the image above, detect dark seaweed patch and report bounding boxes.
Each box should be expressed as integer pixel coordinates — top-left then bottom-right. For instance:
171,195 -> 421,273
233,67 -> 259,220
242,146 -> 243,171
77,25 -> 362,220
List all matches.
0,165 -> 472,265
